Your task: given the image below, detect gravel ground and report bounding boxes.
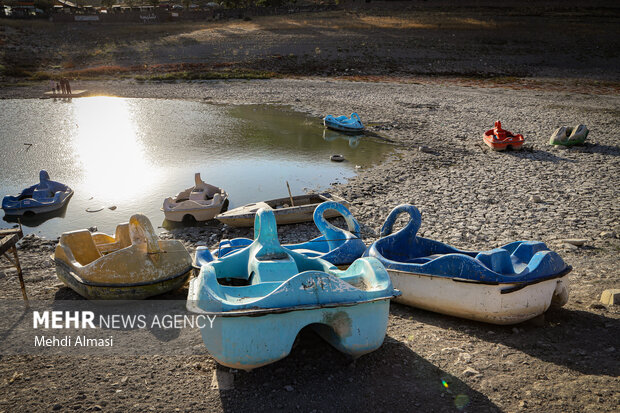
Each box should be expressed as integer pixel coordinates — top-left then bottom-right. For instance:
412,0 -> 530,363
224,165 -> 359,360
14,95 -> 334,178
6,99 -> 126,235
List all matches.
0,78 -> 619,412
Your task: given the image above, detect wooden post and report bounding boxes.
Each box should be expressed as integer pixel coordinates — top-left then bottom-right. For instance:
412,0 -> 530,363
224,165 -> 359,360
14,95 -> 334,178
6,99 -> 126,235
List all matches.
11,246 -> 28,303
286,181 -> 295,207
0,223 -> 28,304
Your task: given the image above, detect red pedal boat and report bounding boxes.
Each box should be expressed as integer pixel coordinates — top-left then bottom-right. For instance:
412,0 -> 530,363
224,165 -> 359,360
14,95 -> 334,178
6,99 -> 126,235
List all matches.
483,121 -> 524,151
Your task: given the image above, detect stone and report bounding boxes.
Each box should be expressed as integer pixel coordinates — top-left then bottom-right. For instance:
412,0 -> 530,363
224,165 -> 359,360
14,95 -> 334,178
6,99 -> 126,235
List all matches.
599,231 -> 616,239
210,370 -> 234,391
462,367 -> 480,377
530,195 -> 543,203
284,385 -> 294,392
458,352 -> 472,363
419,146 -> 432,153
600,289 -> 620,306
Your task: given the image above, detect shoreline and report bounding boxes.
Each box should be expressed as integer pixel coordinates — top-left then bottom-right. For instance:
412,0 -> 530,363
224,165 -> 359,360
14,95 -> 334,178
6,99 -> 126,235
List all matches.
1,78 -> 619,412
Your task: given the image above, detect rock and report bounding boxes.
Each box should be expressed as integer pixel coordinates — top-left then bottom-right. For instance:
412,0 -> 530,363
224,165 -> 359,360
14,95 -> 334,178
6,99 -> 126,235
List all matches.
108,206 -> 117,211
284,385 -> 294,392
53,404 -> 62,411
210,370 -> 234,391
530,195 -> 543,203
561,239 -> 587,247
600,289 -> 620,306
419,146 -> 432,153
458,352 -> 472,363
88,226 -> 98,233
599,231 -> 616,239
462,367 -> 480,377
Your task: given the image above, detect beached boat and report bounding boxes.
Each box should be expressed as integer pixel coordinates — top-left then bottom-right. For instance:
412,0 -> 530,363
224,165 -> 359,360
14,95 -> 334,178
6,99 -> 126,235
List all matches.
53,214 -> 192,300
364,204 -> 571,325
187,208 -> 398,370
549,124 -> 589,146
215,192 -> 350,227
324,112 -> 365,133
483,121 -> 524,151
162,173 -> 228,222
196,201 -> 366,267
2,170 -> 73,216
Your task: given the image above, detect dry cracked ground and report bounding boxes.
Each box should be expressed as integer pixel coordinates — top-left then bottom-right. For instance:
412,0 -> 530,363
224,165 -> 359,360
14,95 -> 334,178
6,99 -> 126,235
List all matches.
0,77 -> 618,412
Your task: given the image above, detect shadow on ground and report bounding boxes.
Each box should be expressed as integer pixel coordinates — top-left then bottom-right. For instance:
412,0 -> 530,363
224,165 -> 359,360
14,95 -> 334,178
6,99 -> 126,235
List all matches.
218,327 -> 500,412
391,302 -> 620,378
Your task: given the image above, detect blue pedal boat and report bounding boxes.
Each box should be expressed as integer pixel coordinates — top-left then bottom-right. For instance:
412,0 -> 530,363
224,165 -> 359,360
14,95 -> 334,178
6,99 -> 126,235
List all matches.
364,204 -> 572,325
324,112 -> 364,133
195,201 -> 367,267
2,170 -> 73,216
187,208 -> 398,370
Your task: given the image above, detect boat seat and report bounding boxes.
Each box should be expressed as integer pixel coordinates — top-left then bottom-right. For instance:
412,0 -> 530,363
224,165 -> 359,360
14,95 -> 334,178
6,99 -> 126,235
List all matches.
475,248 -> 514,275
61,230 -> 102,266
189,190 -> 206,201
114,223 -> 132,248
32,188 -> 54,199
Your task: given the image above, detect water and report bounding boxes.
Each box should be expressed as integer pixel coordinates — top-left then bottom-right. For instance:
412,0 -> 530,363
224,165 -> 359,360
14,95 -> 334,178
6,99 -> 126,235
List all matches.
0,97 -> 392,238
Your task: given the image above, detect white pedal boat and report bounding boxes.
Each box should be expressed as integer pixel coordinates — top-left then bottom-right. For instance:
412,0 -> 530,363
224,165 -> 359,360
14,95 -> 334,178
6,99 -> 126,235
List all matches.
162,173 -> 228,222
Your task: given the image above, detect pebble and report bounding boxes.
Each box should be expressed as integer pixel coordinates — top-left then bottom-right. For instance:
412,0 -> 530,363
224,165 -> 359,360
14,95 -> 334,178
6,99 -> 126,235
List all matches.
284,385 -> 294,392
462,367 -> 480,377
530,195 -> 543,203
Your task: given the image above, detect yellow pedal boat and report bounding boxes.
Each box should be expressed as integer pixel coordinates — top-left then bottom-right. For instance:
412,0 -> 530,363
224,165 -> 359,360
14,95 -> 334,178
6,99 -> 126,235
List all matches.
53,214 -> 192,300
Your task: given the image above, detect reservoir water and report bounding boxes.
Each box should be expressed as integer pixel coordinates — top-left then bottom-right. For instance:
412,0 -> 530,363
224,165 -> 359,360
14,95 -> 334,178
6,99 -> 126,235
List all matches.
0,97 -> 392,238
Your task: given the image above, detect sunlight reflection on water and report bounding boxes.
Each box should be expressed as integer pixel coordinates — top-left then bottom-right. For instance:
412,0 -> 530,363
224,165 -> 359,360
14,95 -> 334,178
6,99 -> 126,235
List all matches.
0,97 -> 393,238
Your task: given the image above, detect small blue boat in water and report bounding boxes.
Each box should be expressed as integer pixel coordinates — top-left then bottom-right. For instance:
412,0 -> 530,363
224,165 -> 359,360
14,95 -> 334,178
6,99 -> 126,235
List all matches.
364,204 -> 572,324
2,170 -> 73,216
187,208 -> 398,370
324,112 -> 364,133
196,201 -> 367,267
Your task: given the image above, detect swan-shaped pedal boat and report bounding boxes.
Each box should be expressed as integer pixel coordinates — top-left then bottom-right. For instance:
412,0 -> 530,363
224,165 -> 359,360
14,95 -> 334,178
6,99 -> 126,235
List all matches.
162,173 -> 228,222
324,112 -> 365,133
187,208 -> 398,370
53,214 -> 192,300
2,170 -> 73,216
196,201 -> 366,267
364,204 -> 571,325
483,121 -> 524,151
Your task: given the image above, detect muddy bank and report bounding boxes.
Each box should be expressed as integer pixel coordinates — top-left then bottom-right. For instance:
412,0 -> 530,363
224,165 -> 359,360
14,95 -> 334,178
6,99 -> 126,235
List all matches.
0,78 -> 619,412
2,1 -> 620,82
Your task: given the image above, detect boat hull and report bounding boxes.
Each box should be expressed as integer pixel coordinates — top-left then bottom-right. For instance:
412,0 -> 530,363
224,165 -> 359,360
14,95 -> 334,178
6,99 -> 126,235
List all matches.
2,190 -> 73,216
324,123 -> 365,133
163,204 -> 223,222
216,194 -> 350,227
388,269 -> 569,325
193,298 -> 391,370
482,133 -> 524,151
55,259 -> 191,300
